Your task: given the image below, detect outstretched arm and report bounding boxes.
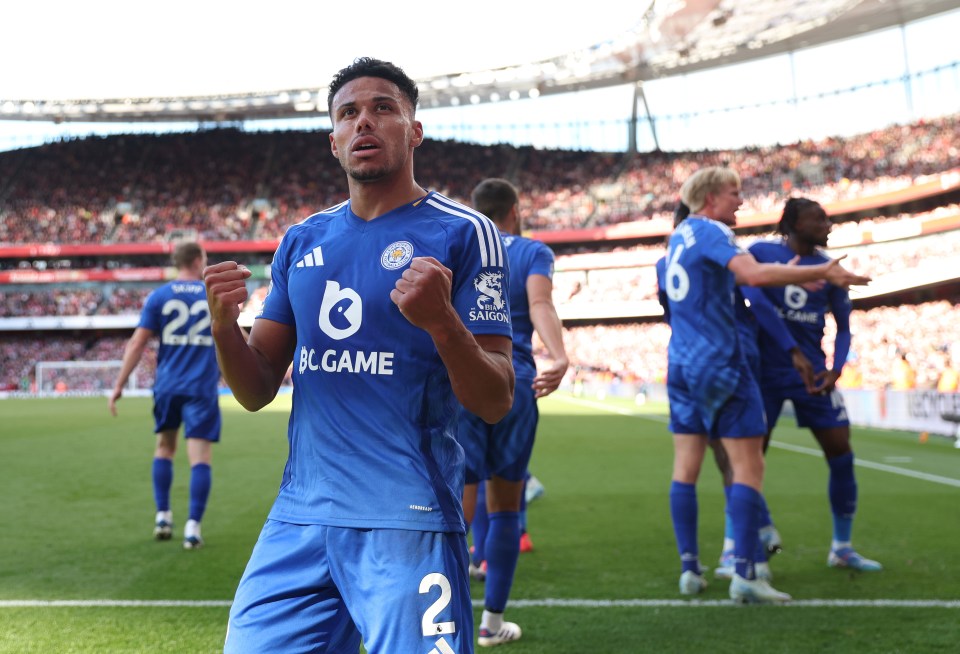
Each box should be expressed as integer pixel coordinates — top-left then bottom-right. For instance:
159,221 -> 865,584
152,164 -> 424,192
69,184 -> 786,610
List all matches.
728,253 -> 870,290
391,256 -> 514,424
109,327 -> 153,416
527,274 -> 568,398
204,262 -> 295,411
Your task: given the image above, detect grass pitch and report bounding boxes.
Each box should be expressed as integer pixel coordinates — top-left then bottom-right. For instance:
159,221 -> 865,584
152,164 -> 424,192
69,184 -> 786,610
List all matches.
1,394 -> 958,653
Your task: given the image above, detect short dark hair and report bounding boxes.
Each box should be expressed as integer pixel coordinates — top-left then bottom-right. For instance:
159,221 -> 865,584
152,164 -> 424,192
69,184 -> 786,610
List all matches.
327,57 -> 419,117
470,178 -> 519,225
171,241 -> 204,269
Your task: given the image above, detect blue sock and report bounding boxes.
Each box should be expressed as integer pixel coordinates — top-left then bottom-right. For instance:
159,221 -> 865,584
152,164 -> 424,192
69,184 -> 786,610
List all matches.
484,511 -> 521,613
669,481 -> 699,574
152,458 -> 173,512
188,463 -> 211,522
472,483 -> 490,565
758,493 -> 773,530
755,535 -> 768,563
828,452 -> 857,544
723,485 -> 734,544
729,483 -> 762,579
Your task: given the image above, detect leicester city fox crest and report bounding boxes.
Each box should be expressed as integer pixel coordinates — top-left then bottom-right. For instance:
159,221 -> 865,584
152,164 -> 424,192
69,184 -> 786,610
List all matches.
380,240 -> 414,270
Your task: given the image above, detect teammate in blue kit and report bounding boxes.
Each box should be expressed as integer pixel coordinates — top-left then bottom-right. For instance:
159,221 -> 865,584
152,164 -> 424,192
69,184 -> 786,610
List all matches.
657,203 -> 800,582
656,202 -> 813,594
204,58 -> 514,654
744,197 -> 882,572
662,167 -> 869,604
109,241 -> 220,550
459,178 -> 568,647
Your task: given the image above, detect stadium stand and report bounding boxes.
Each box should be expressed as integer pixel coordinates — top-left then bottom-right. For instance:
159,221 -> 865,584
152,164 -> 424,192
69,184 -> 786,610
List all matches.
1,114 -> 959,394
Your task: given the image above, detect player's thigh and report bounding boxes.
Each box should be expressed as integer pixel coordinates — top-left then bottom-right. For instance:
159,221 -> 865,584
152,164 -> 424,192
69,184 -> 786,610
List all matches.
182,395 -> 221,442
760,386 -> 787,432
793,388 -> 850,432
152,393 -> 184,433
485,382 -> 538,482
226,521 -> 361,654
458,411 -> 491,485
667,364 -> 707,434
712,363 -> 766,440
331,528 -> 473,654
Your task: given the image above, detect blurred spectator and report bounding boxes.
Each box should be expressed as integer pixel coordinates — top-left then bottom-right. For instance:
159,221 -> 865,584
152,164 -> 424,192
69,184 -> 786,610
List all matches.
891,353 -> 917,391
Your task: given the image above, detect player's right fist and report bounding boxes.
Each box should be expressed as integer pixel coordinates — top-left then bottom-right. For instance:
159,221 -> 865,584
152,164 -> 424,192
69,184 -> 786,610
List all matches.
203,261 -> 252,325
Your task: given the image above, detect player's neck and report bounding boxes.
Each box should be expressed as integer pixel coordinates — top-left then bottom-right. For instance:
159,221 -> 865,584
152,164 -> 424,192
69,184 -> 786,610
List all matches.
786,234 -> 815,256
347,175 -> 426,221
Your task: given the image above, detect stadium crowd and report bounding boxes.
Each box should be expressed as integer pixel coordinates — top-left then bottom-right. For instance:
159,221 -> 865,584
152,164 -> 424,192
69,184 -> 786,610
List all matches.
552,299 -> 960,394
4,201 -> 959,318
2,114 -> 958,397
1,114 -> 958,244
4,298 -> 958,394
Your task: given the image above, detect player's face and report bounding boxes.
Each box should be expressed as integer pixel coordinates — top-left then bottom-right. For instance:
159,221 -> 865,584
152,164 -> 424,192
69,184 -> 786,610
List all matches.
795,203 -> 831,246
710,183 -> 742,226
329,76 -> 423,183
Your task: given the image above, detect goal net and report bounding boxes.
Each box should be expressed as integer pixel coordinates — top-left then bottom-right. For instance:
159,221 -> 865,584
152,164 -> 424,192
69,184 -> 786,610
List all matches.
34,360 -> 151,397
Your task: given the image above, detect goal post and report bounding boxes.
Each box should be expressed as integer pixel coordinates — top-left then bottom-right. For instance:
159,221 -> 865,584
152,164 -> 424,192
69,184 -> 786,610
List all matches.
34,360 -> 151,397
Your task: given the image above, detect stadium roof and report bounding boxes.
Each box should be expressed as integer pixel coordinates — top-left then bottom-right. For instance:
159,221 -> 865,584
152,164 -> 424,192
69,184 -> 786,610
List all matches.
1,0 -> 954,124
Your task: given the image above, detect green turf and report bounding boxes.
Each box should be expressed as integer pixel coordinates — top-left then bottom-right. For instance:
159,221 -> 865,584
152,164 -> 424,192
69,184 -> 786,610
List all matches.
1,393 -> 958,652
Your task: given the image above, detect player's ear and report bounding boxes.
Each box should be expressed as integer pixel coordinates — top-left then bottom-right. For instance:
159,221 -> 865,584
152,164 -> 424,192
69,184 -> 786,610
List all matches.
410,121 -> 424,148
329,132 -> 339,158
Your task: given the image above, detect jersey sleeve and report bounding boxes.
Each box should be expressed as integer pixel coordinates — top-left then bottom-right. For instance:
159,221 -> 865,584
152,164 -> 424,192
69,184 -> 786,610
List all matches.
528,241 -> 555,280
450,220 -> 513,339
258,232 -> 295,325
137,288 -> 163,332
655,256 -> 670,324
702,221 -> 745,268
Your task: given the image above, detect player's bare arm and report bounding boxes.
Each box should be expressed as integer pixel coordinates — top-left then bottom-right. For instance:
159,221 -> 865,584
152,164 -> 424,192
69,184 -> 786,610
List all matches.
728,253 -> 871,289
391,256 -> 514,423
108,327 -> 152,416
527,274 -> 569,398
204,261 -> 295,411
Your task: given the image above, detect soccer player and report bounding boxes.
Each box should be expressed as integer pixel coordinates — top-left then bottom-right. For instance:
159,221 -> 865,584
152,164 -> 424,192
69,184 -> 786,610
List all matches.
458,177 -> 568,647
662,167 -> 869,603
109,241 -> 220,550
657,203 -> 796,583
204,58 -> 514,654
744,197 -> 882,572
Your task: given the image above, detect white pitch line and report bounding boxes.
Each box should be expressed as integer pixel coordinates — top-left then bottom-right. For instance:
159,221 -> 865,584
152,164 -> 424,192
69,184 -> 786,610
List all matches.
2,599 -> 958,609
767,441 -> 960,488
553,395 -> 960,488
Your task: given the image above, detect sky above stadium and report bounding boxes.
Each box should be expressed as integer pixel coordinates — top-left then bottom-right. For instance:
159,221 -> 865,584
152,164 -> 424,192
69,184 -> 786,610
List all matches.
4,0 -> 643,99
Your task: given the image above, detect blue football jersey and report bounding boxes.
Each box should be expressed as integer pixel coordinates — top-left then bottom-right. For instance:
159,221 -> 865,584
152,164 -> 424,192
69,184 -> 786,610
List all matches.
657,252 -> 758,367
664,217 -> 746,366
748,239 -> 851,381
501,233 -> 555,381
257,192 -> 512,533
138,279 -> 220,397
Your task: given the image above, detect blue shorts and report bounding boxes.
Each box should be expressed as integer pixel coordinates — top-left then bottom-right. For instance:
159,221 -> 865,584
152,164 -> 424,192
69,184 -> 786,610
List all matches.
225,520 -> 474,654
152,393 -> 221,441
458,381 -> 537,484
667,361 -> 767,439
763,383 -> 850,430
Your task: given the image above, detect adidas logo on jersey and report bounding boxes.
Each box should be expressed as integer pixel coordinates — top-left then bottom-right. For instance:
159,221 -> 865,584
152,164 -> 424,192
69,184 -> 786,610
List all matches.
295,246 -> 324,268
